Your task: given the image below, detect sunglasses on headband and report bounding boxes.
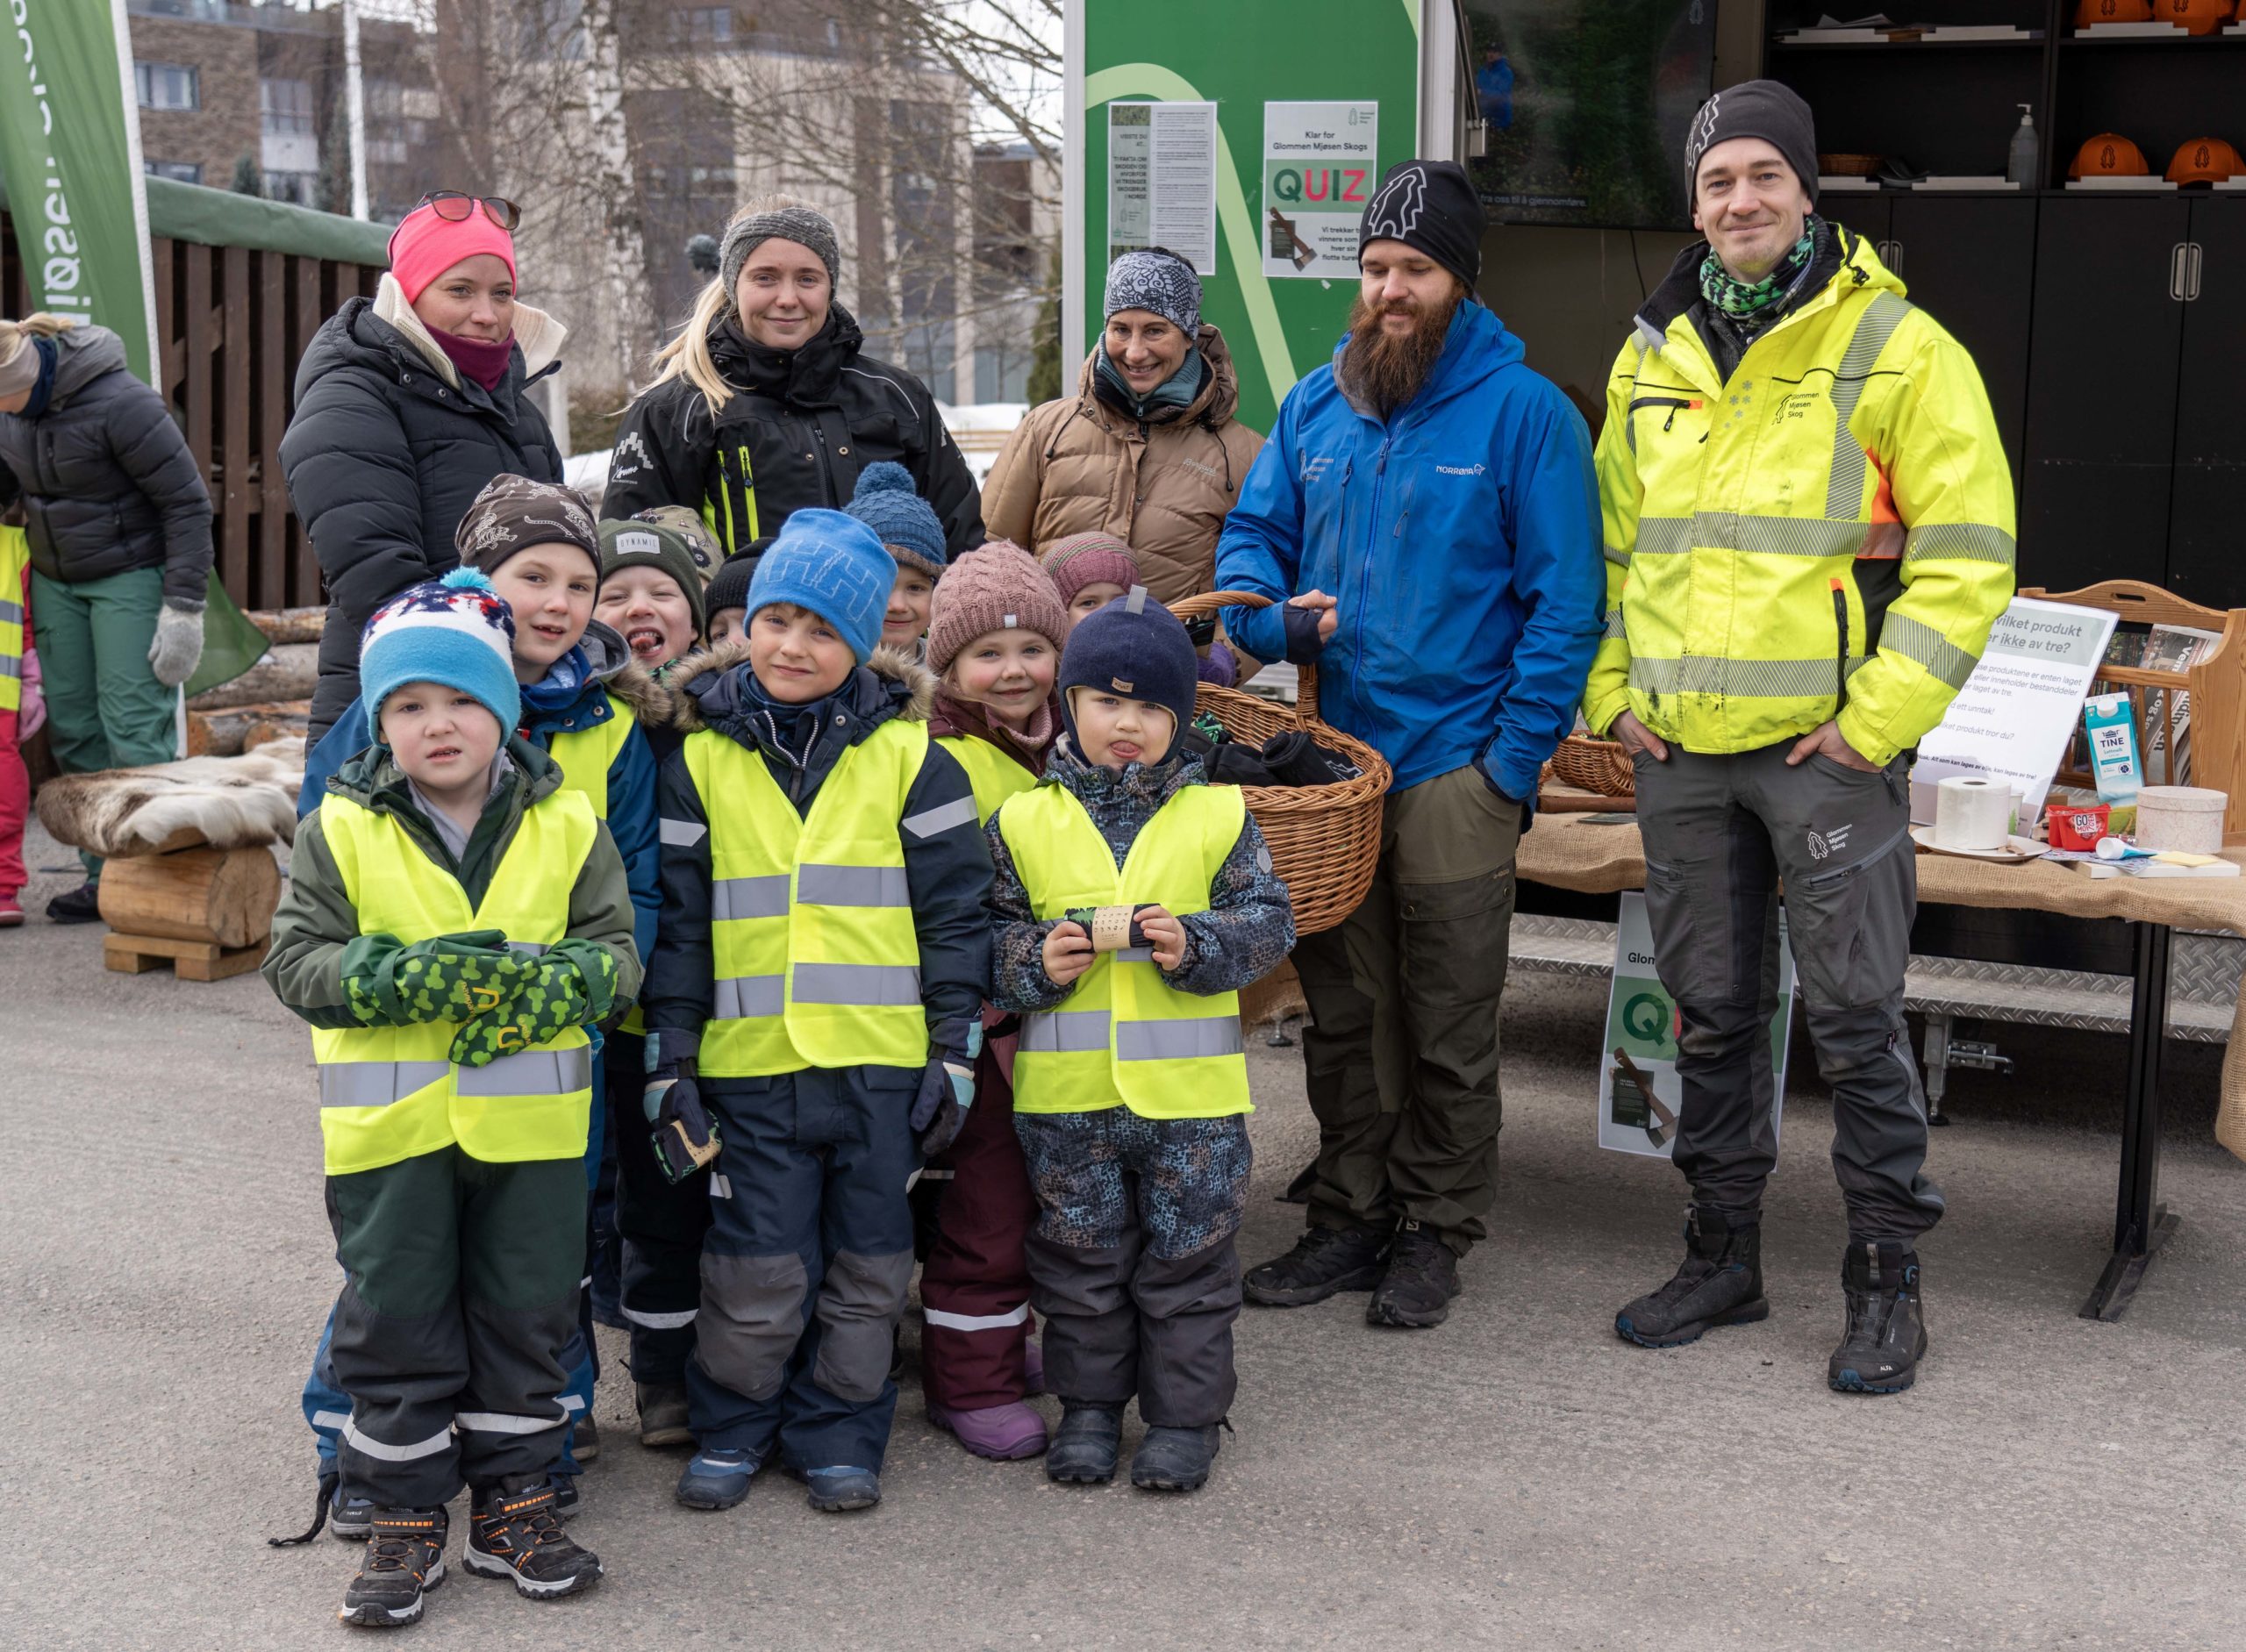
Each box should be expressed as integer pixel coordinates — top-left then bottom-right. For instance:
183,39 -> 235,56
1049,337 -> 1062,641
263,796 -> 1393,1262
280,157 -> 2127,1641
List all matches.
415,191 -> 521,232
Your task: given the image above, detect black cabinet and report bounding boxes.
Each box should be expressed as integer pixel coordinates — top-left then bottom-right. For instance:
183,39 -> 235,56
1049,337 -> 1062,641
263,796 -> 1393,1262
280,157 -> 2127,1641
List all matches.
2021,196 -> 2190,594
2166,196 -> 2246,609
1885,195 -> 2038,492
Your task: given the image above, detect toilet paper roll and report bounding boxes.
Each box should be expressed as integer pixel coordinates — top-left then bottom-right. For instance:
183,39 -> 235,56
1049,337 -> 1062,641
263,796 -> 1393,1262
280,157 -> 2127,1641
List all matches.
1934,776 -> 2013,852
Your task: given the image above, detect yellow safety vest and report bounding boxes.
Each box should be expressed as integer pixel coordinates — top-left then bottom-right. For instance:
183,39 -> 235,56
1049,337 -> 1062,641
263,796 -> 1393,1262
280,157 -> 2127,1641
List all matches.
547,691 -> 635,818
996,781 -> 1250,1120
547,689 -> 641,1029
0,526 -> 26,714
938,732 -> 1037,826
311,789 -> 598,1176
690,719 -> 933,1077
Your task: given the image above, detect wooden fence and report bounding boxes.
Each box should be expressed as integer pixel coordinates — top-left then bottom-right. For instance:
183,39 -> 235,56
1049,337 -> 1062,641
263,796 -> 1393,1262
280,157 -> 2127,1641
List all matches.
3,208 -> 379,612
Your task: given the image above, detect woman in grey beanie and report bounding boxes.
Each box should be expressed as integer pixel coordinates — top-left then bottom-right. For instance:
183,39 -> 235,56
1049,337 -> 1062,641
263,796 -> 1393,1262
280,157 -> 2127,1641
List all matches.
603,194 -> 984,565
982,247 -> 1263,630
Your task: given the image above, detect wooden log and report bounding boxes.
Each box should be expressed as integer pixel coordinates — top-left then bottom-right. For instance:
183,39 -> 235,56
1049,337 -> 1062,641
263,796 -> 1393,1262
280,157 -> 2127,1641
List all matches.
97,846 -> 282,949
186,642 -> 318,712
186,698 -> 311,757
246,606 -> 325,645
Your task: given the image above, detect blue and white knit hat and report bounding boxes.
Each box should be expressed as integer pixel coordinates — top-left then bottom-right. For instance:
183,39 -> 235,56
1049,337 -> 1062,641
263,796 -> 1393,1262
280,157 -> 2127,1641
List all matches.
1104,247 -> 1201,335
745,508 -> 895,663
844,461 -> 948,577
360,567 -> 522,746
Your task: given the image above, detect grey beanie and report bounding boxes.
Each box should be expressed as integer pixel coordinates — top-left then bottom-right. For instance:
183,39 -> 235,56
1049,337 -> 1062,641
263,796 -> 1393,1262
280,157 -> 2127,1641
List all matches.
1684,80 -> 1820,207
719,203 -> 841,298
1103,247 -> 1201,336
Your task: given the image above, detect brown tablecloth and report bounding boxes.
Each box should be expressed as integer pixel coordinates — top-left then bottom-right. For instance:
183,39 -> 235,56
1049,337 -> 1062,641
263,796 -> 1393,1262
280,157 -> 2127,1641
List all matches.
1518,811 -> 2246,1161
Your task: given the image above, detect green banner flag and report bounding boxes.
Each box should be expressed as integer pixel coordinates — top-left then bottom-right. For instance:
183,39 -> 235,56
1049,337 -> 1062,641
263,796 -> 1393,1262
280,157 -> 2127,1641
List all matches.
3,0 -> 267,700
0,0 -> 161,381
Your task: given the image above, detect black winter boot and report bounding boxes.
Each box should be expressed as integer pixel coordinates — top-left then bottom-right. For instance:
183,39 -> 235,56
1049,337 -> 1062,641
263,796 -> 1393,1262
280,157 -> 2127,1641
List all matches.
338,1507 -> 447,1628
1828,1240 -> 1928,1394
1046,1403 -> 1124,1484
1131,1423 -> 1225,1492
463,1477 -> 602,1599
1366,1221 -> 1461,1327
1243,1225 -> 1390,1307
1615,1208 -> 1768,1348
637,1381 -> 692,1448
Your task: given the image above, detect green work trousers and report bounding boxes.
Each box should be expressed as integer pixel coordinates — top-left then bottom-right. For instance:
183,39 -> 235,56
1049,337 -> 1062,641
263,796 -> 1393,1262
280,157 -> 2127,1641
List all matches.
1293,763 -> 1522,1256
30,567 -> 174,879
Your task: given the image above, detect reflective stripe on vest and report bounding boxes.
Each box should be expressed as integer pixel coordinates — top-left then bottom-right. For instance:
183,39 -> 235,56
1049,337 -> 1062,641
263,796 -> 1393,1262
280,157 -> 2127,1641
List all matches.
0,526 -> 25,713
996,781 -> 1252,1120
547,690 -> 635,819
310,789 -> 599,1175
689,718 -> 931,1077
938,733 -> 1038,825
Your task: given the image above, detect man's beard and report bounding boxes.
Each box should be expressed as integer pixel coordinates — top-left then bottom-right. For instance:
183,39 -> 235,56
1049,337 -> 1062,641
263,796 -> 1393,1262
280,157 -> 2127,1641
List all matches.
1336,285 -> 1456,418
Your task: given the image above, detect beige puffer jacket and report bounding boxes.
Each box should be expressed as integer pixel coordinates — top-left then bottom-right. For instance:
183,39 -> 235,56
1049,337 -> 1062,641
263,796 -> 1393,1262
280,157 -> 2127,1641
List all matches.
981,325 -> 1264,605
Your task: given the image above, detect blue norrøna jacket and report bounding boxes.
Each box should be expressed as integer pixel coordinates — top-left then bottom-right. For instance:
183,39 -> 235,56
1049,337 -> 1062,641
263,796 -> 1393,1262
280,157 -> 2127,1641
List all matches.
1215,299 -> 1604,802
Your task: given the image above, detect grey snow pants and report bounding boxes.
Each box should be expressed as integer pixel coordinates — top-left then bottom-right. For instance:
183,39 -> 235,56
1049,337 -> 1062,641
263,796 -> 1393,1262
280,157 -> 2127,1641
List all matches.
1633,740 -> 1944,1242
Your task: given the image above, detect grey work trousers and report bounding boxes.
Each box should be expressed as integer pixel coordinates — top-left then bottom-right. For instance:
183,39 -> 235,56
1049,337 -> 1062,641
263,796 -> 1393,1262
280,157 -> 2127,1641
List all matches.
1634,740 -> 1944,1242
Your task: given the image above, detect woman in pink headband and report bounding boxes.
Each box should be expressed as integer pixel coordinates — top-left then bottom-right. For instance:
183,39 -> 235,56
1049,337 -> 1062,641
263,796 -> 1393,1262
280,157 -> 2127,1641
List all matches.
279,190 -> 571,744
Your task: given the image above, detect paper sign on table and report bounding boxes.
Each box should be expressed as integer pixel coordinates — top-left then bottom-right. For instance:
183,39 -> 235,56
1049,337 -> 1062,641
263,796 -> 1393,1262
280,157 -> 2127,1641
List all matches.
1910,597 -> 2116,825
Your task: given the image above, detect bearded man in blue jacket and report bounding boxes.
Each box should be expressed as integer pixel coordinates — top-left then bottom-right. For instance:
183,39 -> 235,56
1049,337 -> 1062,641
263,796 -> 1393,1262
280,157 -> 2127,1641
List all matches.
1220,160 -> 1602,1329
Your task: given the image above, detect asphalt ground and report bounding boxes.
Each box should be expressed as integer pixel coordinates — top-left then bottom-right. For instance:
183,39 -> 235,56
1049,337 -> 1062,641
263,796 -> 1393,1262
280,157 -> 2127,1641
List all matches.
5,816 -> 2243,1649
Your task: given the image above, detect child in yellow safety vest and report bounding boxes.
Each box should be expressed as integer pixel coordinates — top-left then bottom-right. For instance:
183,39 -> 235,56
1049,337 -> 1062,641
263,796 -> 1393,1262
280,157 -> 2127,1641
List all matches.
641,507 -> 992,1515
915,540 -> 1072,1462
986,588 -> 1295,1494
263,568 -> 640,1627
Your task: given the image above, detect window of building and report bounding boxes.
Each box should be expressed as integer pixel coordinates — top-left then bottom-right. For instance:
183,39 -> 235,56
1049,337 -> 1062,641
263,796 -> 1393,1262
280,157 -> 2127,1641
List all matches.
671,5 -> 732,43
134,61 -> 200,111
144,159 -> 204,184
262,171 -> 317,207
261,78 -> 314,136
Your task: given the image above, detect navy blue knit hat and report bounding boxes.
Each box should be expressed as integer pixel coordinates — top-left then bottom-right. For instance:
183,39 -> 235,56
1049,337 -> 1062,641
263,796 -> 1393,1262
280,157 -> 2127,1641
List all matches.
845,461 -> 948,577
705,536 -> 772,624
1057,584 -> 1199,758
745,508 -> 894,662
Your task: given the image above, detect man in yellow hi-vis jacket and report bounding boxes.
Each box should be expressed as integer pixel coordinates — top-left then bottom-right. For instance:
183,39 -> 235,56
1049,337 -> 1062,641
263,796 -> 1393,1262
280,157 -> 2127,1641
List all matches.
1586,82 -> 2014,1396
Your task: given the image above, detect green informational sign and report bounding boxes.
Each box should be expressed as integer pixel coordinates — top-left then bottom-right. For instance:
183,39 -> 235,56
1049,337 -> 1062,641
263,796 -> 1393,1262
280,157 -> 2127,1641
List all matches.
0,0 -> 161,382
1075,0 -> 1427,435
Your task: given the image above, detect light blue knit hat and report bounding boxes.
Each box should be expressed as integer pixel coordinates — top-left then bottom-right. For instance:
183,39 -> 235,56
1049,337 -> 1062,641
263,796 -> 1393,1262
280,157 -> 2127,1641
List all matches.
359,567 -> 522,746
745,508 -> 896,662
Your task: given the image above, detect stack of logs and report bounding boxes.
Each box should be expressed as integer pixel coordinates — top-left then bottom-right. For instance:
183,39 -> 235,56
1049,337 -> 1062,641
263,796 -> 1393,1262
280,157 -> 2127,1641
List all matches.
187,606 -> 323,755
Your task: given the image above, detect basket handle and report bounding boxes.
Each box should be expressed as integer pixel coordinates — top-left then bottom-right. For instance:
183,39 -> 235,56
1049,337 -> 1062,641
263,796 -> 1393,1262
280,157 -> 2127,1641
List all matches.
1168,589 -> 1320,722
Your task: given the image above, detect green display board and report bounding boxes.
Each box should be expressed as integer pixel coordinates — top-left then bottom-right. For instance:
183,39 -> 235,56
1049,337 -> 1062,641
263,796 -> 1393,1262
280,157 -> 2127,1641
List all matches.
1073,0 -> 1427,436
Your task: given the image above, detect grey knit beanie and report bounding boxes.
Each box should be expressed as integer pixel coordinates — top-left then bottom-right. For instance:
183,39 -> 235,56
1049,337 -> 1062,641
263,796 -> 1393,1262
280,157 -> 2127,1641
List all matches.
719,204 -> 841,298
1103,247 -> 1201,336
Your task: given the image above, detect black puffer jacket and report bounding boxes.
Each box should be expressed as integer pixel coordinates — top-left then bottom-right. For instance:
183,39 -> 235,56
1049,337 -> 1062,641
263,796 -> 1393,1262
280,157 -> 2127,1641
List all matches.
279,293 -> 563,738
0,325 -> 212,604
602,304 -> 982,560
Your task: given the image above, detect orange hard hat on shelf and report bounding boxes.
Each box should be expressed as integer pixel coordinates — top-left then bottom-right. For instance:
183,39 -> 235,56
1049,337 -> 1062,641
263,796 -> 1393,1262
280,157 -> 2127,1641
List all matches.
2074,0 -> 2153,23
2070,133 -> 2151,179
2167,136 -> 2246,185
2149,0 -> 2228,33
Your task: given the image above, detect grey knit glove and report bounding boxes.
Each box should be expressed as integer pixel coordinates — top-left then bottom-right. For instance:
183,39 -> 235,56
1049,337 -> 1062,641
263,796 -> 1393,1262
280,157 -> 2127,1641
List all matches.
147,600 -> 205,689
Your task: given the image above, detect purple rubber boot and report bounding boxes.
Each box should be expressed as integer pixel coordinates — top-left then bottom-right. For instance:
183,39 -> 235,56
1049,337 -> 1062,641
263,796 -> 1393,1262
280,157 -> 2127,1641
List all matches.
930,1402 -> 1049,1461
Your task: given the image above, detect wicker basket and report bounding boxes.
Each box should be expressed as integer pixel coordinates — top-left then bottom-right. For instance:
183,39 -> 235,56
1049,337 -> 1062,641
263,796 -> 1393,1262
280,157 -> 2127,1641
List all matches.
1544,734 -> 1636,798
1818,152 -> 1882,178
1169,590 -> 1391,935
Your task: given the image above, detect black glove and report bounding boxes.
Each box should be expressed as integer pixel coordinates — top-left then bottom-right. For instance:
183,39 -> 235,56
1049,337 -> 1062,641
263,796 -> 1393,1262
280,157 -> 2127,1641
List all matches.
912,1017 -> 983,1157
1260,729 -> 1363,787
643,1033 -> 719,1182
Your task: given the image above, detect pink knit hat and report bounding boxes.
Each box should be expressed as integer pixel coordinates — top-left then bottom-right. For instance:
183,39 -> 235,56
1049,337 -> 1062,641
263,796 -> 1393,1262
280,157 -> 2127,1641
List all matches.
1040,532 -> 1141,605
388,200 -> 518,304
927,540 -> 1069,673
